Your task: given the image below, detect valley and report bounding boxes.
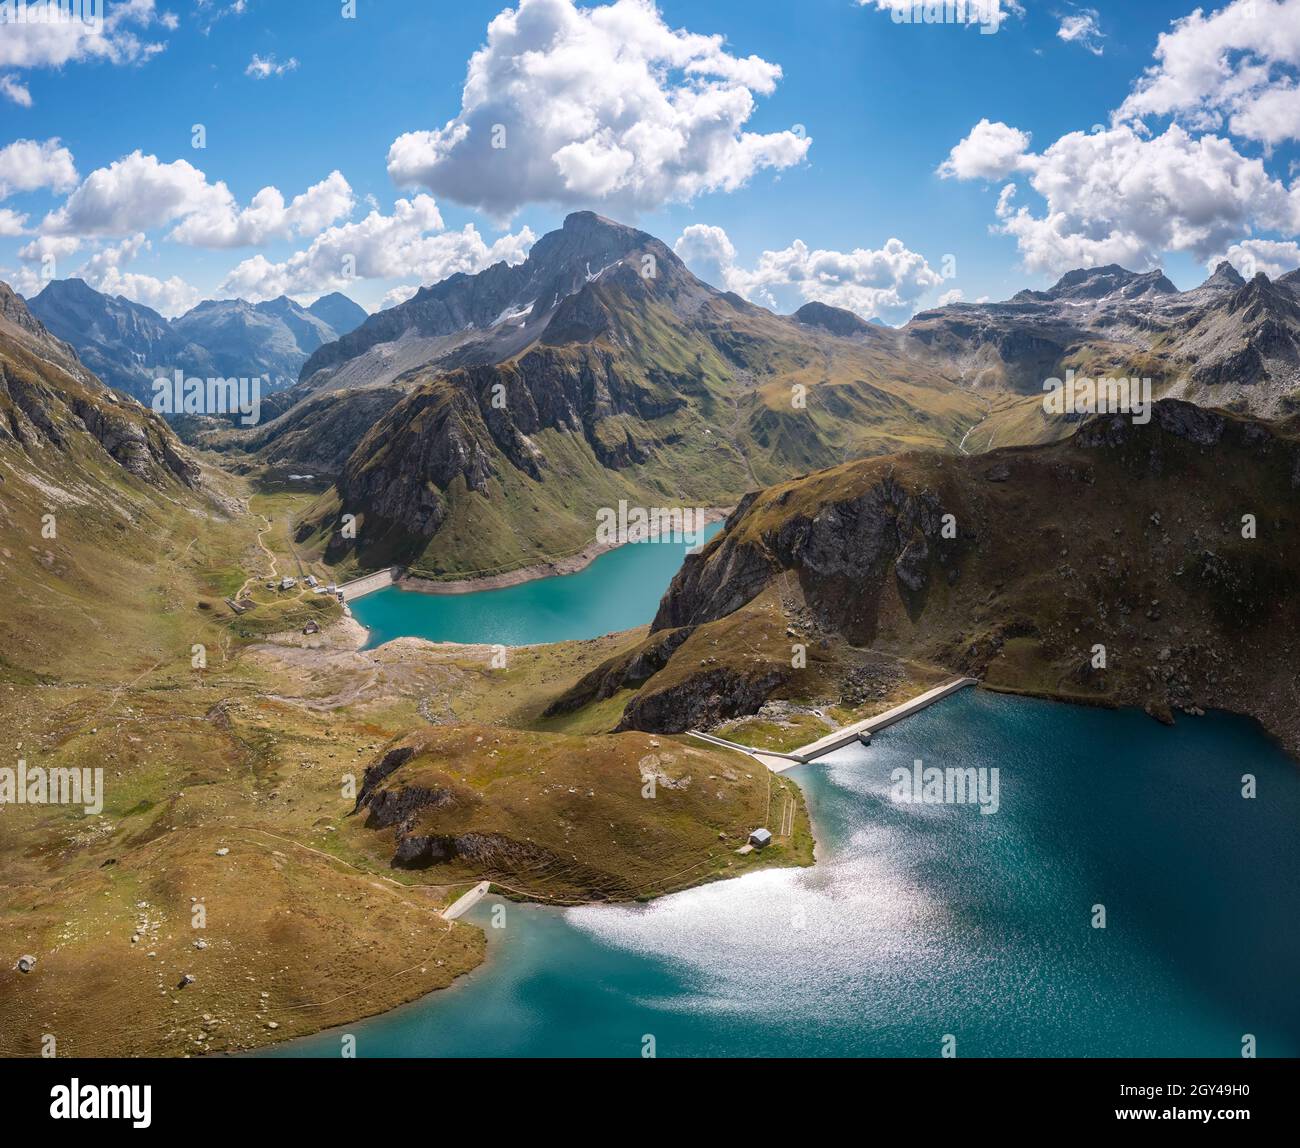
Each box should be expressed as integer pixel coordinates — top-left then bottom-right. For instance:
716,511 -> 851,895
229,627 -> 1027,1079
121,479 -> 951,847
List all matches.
3,211 -> 1299,1059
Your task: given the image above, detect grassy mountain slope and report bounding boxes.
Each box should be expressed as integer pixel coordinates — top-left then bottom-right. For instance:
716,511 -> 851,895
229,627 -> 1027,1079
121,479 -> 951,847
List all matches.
0,278 -> 811,1055
294,220 -> 982,578
550,400 -> 1300,758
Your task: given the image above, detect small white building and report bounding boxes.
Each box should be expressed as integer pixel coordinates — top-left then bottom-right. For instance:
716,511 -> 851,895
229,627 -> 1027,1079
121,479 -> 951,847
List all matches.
304,575 -> 318,588
748,828 -> 772,849
279,576 -> 297,590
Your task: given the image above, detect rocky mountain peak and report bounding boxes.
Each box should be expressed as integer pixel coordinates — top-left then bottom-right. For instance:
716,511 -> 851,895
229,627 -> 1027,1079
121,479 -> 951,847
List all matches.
1046,264 -> 1175,301
794,300 -> 872,337
307,291 -> 368,335
1226,271 -> 1299,320
1,280 -> 58,342
1203,260 -> 1247,291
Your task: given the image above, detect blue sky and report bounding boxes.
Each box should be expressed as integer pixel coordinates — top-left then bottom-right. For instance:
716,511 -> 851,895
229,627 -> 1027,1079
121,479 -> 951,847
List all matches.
0,0 -> 1297,320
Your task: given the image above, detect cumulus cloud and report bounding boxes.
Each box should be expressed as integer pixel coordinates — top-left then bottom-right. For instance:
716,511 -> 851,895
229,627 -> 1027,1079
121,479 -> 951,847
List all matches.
9,233 -> 200,316
41,152 -> 354,246
1057,8 -> 1104,55
1116,0 -> 1300,147
245,52 -> 297,79
0,75 -> 32,106
0,138 -> 78,199
937,119 -> 1031,180
674,223 -> 944,324
170,170 -> 354,246
0,208 -> 28,237
0,0 -> 174,71
17,233 -> 81,263
386,0 -> 810,218
380,284 -> 422,310
1210,238 -> 1300,279
74,233 -> 200,316
219,195 -> 536,300
944,122 -> 1300,274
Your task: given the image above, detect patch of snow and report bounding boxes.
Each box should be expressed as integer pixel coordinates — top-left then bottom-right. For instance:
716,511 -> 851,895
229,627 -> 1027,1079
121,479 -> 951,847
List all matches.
493,300 -> 535,326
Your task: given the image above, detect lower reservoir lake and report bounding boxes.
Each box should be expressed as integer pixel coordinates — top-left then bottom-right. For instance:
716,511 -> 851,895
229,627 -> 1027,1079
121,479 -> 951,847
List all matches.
349,523 -> 722,648
265,689 -> 1300,1058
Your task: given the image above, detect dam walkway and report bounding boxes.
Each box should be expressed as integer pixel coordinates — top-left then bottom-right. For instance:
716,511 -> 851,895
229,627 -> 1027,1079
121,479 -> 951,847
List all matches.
687,676 -> 979,773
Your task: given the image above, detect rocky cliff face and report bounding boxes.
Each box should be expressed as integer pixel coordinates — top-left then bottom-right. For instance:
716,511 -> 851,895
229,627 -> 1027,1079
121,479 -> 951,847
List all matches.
295,213 -> 981,576
901,261 -> 1300,417
297,212 -> 668,390
571,399 -> 1300,755
0,281 -> 199,488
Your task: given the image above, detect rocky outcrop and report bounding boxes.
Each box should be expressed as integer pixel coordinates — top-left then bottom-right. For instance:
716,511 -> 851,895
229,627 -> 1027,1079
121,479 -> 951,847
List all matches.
616,664 -> 788,733
0,284 -> 200,488
544,625 -> 696,716
584,399 -> 1300,756
794,301 -> 872,337
902,259 -> 1300,416
654,470 -> 954,643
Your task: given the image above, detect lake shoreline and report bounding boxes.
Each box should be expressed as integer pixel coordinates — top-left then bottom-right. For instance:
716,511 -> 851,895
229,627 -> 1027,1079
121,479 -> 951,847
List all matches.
389,506 -> 732,596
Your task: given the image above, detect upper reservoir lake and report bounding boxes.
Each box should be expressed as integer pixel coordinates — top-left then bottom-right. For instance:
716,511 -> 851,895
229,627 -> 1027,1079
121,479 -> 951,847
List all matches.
268,689 -> 1300,1058
350,523 -> 723,648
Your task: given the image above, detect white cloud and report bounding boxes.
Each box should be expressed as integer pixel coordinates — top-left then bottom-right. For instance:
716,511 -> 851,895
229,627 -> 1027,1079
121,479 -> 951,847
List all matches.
17,234 -> 81,262
387,0 -> 810,218
52,233 -> 201,317
671,223 -> 736,291
197,0 -> 248,34
945,122 -> 1300,274
0,138 -> 79,199
43,152 -> 219,237
245,52 -> 298,79
674,223 -> 943,324
0,208 -> 28,237
936,287 -> 964,305
1057,8 -> 1104,56
1210,238 -> 1300,279
937,118 -> 1031,180
219,195 -> 536,300
380,284 -> 422,310
42,152 -> 354,247
170,170 -> 354,247
1116,0 -> 1300,147
0,0 -> 173,70
0,75 -> 32,106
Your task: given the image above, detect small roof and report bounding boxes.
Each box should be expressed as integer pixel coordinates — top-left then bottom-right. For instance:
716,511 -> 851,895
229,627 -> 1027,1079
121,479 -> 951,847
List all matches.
749,827 -> 772,842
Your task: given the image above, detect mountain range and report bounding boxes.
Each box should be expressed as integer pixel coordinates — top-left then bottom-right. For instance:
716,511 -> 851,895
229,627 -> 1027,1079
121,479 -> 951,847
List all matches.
10,212 -> 1300,583
234,212 -> 986,577
231,213 -> 1300,580
903,260 -> 1300,419
24,279 -> 368,404
4,211 -> 1300,1057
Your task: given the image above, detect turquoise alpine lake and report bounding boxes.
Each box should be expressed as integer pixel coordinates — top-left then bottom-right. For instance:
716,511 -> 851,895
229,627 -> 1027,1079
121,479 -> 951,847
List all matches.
265,689 -> 1300,1058
349,523 -> 722,648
